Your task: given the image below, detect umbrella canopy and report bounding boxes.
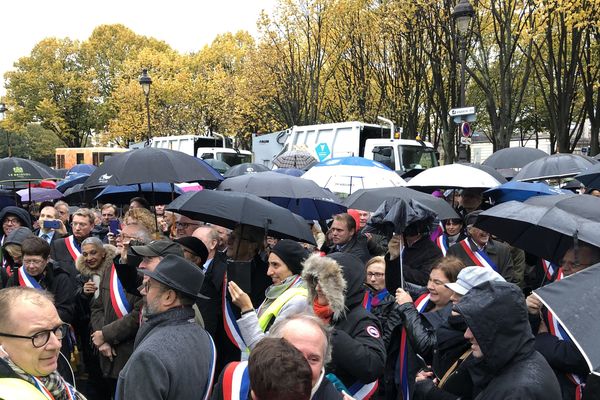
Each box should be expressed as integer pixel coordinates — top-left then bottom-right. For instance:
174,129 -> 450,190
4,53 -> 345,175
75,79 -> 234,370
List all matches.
302,157 -> 406,196
406,163 -> 502,190
0,157 -> 60,182
203,159 -> 231,174
272,168 -> 305,177
475,194 -> 600,263
223,163 -> 270,178
272,150 -> 318,169
482,147 -> 548,169
343,186 -> 459,220
56,173 -> 90,193
82,148 -> 223,189
574,163 -> 600,190
66,164 -> 97,177
369,198 -> 437,236
62,184 -> 103,205
17,188 -> 63,202
457,162 -> 507,184
218,171 -> 346,220
94,183 -> 183,205
166,190 -> 315,244
484,181 -> 569,204
513,153 -> 597,182
534,263 -> 600,373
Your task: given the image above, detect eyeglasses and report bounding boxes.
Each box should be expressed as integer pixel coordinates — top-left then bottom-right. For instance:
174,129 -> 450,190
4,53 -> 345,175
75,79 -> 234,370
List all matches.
0,323 -> 69,348
176,222 -> 200,229
22,258 -> 46,267
366,272 -> 384,278
3,217 -> 20,225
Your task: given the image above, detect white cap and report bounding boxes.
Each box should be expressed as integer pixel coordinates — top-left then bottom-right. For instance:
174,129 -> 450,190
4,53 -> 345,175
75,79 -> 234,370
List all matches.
445,266 -> 506,295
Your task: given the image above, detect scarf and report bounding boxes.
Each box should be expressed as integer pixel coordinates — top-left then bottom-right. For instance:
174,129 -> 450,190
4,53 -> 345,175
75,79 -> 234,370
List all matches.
312,297 -> 334,324
258,275 -> 302,318
1,353 -> 86,400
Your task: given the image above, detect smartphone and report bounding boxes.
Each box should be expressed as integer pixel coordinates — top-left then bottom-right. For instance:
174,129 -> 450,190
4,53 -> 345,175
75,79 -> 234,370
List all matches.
109,219 -> 121,235
43,220 -> 61,229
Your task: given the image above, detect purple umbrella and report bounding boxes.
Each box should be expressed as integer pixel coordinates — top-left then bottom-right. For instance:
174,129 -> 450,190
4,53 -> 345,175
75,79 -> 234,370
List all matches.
17,188 -> 64,202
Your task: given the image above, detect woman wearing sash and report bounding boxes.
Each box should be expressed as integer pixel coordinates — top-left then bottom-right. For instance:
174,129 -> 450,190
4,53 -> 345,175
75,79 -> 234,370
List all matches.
227,239 -> 310,350
434,219 -> 466,257
89,237 -> 142,395
383,257 -> 465,400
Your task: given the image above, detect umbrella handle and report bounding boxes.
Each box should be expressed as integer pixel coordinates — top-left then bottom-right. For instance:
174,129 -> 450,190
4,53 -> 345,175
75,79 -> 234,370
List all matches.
399,239 -> 405,290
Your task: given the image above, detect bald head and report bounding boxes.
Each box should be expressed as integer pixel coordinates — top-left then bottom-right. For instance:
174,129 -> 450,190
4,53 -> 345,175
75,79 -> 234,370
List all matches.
194,225 -> 219,259
0,287 -> 54,331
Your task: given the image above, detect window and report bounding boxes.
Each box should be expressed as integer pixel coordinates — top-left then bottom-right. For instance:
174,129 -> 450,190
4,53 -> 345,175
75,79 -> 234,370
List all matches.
399,145 -> 436,171
56,155 -> 65,169
76,153 -> 85,164
218,152 -> 252,166
371,146 -> 395,170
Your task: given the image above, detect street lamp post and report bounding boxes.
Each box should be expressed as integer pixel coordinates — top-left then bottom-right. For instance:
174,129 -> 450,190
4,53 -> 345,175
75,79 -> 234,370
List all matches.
0,103 -> 10,157
452,0 -> 474,161
138,69 -> 152,146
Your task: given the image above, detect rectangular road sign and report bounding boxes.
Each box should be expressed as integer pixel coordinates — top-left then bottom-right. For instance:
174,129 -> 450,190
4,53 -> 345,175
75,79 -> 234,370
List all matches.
449,107 -> 476,117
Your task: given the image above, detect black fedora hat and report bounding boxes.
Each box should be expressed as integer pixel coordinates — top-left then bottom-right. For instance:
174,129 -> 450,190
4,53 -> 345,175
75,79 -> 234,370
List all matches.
139,254 -> 208,299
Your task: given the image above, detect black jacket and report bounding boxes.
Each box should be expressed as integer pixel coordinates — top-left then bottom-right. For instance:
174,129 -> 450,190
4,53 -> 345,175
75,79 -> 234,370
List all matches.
326,234 -> 371,264
49,235 -> 83,278
447,238 -> 517,284
368,288 -> 402,349
454,282 -> 560,399
386,236 -> 443,290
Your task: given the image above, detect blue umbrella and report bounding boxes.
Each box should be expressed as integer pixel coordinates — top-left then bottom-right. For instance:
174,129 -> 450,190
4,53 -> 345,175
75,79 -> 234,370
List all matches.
94,182 -> 183,205
484,180 -> 569,203
56,173 -> 90,193
66,164 -> 97,177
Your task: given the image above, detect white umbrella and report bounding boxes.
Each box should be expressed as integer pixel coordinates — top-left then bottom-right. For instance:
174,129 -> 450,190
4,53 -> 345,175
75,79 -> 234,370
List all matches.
406,163 -> 502,189
302,157 -> 406,196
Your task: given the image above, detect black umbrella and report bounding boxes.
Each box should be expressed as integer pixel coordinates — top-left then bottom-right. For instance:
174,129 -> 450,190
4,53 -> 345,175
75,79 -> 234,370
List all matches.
482,147 -> 548,169
513,154 -> 597,182
534,263 -> 600,373
475,194 -> 600,262
223,163 -> 270,178
166,190 -> 315,244
343,186 -> 459,220
0,157 -> 60,182
272,150 -> 318,170
62,183 -> 104,205
82,148 -> 224,189
218,171 -> 346,220
574,163 -> 600,190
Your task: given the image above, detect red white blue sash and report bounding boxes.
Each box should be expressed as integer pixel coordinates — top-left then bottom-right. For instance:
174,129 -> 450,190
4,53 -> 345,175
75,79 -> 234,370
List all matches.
222,361 -> 251,400
459,239 -> 498,272
348,380 -> 378,399
398,293 -> 430,400
546,309 -> 584,399
64,235 -> 81,263
109,264 -> 132,319
555,268 -> 564,281
540,259 -> 558,282
222,273 -> 249,352
201,334 -> 217,400
435,234 -> 449,256
31,374 -> 76,400
17,267 -> 42,289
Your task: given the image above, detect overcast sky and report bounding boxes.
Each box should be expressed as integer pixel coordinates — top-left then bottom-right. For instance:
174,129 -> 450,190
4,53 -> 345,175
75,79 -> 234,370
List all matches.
0,0 -> 277,96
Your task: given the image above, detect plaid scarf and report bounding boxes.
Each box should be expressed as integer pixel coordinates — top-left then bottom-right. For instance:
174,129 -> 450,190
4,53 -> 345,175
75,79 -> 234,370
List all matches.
2,353 -> 86,400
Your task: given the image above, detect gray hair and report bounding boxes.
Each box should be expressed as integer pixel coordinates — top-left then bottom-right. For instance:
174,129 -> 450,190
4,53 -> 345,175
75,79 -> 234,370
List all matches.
82,236 -> 104,249
269,312 -> 332,364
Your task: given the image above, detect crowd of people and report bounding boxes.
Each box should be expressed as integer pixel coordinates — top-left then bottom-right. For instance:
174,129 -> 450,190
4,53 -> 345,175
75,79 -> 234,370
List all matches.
0,187 -> 596,400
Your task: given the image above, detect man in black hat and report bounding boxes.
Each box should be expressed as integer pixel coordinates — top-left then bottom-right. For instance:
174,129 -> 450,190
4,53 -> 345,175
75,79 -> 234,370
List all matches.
115,254 -> 215,400
447,210 -> 517,284
174,236 -> 209,272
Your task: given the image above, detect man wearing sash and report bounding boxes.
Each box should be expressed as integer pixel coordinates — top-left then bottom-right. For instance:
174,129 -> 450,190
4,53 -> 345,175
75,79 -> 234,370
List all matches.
0,287 -> 87,399
447,210 -> 517,284
526,245 -> 600,400
116,255 -> 216,400
50,208 -> 95,278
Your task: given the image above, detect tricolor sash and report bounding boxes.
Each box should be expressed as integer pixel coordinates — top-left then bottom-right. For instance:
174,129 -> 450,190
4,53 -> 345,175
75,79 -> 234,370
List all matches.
458,239 -> 498,272
398,292 -> 430,400
222,361 -> 251,400
362,289 -> 390,312
540,259 -> 558,282
64,235 -> 81,263
347,379 -> 378,400
555,268 -> 564,281
222,273 -> 249,352
201,334 -> 218,400
17,267 -> 43,289
109,264 -> 132,319
435,234 -> 449,256
31,374 -> 76,400
546,309 -> 585,399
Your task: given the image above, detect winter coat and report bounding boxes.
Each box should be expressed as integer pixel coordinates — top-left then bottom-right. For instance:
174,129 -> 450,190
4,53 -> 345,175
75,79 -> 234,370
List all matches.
116,307 -> 215,400
0,206 -> 32,231
367,288 -> 402,349
303,253 -> 386,390
90,253 -> 142,379
7,261 -> 75,324
386,236 -> 443,290
325,234 -> 371,264
453,281 -> 561,400
50,235 -> 84,278
447,238 -> 517,284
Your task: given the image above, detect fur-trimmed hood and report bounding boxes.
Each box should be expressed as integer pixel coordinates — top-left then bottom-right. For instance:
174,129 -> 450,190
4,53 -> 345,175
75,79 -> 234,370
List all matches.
302,253 -> 347,321
76,244 -> 117,277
